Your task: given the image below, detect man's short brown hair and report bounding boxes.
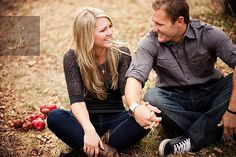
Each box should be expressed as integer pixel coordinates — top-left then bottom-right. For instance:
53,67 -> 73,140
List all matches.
152,0 -> 190,24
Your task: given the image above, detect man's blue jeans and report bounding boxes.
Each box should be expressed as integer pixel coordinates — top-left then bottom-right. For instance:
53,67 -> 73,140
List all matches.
144,74 -> 232,151
47,110 -> 149,150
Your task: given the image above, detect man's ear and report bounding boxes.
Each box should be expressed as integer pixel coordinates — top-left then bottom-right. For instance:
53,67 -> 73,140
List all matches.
176,16 -> 185,27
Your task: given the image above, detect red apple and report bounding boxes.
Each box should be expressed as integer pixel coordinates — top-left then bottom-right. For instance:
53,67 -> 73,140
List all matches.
27,113 -> 45,122
35,114 -> 46,120
39,103 -> 48,112
13,119 -> 23,128
39,103 -> 57,115
40,108 -> 50,115
47,103 -> 57,111
27,115 -> 37,122
32,118 -> 46,131
22,120 -> 33,131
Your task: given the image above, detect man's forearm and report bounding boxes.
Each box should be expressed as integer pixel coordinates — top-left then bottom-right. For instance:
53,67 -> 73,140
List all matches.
125,77 -> 143,106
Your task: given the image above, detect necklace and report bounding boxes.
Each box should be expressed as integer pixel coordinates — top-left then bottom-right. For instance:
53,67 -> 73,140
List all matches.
102,68 -> 105,74
100,63 -> 106,74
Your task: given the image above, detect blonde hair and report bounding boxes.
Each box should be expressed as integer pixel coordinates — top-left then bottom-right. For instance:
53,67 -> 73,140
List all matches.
73,7 -> 123,100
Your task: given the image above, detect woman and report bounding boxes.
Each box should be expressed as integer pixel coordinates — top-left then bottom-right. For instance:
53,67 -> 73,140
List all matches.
47,7 -> 150,157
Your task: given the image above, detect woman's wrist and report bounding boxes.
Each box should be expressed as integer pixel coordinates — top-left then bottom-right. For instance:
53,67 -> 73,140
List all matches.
83,123 -> 95,133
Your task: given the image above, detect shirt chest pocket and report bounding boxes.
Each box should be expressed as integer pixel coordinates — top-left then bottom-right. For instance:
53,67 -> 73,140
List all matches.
156,58 -> 178,70
188,52 -> 215,77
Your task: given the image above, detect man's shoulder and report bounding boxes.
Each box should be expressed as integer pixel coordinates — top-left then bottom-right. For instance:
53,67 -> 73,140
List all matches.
190,19 -> 225,38
190,19 -> 210,29
138,31 -> 159,47
143,31 -> 157,40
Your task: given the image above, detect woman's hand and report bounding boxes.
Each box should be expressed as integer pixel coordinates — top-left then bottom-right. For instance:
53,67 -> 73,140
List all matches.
83,128 -> 104,157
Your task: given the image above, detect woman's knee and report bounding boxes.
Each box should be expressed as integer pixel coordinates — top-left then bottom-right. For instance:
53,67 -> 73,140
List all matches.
47,109 -> 69,128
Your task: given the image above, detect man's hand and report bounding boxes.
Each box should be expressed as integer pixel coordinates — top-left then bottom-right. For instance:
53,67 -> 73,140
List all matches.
133,102 -> 162,129
218,111 -> 236,139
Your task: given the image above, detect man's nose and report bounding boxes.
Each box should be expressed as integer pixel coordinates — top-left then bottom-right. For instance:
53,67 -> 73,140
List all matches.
153,25 -> 159,32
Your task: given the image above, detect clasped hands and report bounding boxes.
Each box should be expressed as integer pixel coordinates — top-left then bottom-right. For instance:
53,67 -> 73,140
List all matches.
133,102 -> 162,129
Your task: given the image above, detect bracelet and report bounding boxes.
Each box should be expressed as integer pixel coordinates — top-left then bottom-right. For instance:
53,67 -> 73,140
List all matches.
227,108 -> 236,115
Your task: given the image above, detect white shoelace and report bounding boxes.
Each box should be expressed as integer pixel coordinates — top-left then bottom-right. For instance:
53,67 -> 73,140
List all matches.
173,138 -> 191,154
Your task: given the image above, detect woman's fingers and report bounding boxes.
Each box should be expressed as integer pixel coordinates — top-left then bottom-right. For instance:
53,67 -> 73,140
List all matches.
84,145 -> 97,157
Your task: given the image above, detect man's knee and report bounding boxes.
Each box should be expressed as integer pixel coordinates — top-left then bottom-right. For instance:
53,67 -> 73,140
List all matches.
143,88 -> 164,108
143,88 -> 158,103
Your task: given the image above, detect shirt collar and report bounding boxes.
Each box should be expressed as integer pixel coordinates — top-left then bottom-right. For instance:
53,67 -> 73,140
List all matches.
183,22 -> 196,39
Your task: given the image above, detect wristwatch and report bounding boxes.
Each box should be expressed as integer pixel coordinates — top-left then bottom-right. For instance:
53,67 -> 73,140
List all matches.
129,103 -> 139,116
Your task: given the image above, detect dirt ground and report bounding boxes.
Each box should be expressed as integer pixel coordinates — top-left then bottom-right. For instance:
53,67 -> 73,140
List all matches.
0,0 -> 235,157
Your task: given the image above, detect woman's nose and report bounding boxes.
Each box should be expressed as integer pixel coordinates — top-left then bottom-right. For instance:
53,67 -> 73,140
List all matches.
107,28 -> 112,35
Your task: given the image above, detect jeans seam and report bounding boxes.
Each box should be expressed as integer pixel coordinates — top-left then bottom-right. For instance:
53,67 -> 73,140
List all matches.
109,115 -> 130,137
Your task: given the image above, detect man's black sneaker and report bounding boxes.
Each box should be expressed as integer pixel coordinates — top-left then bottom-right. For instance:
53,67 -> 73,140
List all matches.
159,136 -> 191,156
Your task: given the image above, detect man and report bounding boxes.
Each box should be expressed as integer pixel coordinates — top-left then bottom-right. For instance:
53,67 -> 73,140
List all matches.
125,0 -> 236,156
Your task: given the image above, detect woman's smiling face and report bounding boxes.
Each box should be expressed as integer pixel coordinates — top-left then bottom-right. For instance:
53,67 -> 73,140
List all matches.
94,17 -> 113,49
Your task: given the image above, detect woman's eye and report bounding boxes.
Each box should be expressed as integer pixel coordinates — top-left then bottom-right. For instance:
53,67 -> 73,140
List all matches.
101,28 -> 106,32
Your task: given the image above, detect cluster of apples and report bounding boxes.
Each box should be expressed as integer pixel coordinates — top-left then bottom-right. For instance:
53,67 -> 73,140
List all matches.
13,103 -> 57,131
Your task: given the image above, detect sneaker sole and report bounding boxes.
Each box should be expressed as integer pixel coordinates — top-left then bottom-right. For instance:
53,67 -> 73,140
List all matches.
159,139 -> 171,156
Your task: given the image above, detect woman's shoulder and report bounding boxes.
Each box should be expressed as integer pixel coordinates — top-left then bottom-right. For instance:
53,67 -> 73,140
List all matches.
117,46 -> 131,57
118,46 -> 130,54
63,49 -> 78,66
64,49 -> 78,62
64,49 -> 76,59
